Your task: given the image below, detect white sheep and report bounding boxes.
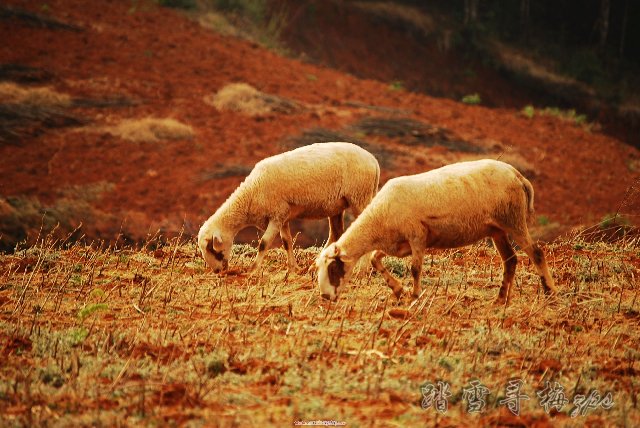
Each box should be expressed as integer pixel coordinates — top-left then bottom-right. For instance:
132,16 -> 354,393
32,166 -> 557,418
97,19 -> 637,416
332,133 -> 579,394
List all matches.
316,159 -> 557,304
198,142 -> 380,274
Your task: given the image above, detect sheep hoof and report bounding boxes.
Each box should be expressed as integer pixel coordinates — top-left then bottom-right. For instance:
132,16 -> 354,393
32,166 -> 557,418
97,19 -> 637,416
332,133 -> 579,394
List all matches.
392,287 -> 404,300
494,295 -> 509,306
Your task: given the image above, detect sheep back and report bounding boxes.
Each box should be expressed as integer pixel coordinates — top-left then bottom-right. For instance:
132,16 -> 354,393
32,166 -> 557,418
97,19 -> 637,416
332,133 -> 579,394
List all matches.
243,142 -> 380,219
350,159 -> 533,249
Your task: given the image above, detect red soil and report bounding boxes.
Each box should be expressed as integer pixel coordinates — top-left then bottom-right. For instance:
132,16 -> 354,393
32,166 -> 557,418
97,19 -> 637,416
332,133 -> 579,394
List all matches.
0,0 -> 638,247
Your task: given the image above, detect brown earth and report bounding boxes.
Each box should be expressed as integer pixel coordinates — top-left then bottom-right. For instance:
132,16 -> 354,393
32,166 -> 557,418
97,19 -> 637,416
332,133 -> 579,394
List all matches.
0,0 -> 639,250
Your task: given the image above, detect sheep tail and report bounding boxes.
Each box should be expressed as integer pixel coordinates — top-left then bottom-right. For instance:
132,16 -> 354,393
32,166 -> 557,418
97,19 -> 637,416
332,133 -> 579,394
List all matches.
373,162 -> 381,193
520,176 -> 535,218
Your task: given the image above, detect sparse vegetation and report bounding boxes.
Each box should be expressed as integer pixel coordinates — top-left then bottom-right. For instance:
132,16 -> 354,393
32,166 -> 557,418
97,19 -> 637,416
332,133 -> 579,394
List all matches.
0,82 -> 71,107
600,213 -> 632,230
0,82 -> 84,144
388,80 -> 404,91
521,104 -> 592,130
100,117 -> 194,142
537,215 -> 550,226
206,83 -> 300,116
461,93 -> 481,105
201,0 -> 288,52
522,104 -> 535,119
0,234 -> 638,425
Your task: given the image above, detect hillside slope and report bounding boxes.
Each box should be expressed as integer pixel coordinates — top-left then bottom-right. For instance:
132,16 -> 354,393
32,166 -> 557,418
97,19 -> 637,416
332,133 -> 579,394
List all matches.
0,0 -> 639,250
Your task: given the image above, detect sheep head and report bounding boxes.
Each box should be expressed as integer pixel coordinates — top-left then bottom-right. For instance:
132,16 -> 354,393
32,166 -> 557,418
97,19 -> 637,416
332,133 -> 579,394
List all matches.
316,243 -> 352,301
197,226 -> 231,274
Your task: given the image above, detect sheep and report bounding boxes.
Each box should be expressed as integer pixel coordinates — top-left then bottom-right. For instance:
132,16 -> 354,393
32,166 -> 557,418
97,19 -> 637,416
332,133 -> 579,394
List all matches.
316,159 -> 557,304
198,142 -> 380,274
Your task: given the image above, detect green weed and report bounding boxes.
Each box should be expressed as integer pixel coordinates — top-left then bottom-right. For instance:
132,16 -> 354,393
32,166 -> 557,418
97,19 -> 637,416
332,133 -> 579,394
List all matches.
461,93 -> 481,105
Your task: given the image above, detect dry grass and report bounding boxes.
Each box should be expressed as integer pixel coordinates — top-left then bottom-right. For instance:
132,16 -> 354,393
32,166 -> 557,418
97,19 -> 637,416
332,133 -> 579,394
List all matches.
101,117 -> 194,143
0,82 -> 81,144
0,232 -> 638,426
0,183 -> 118,252
206,83 -> 300,116
0,82 -> 72,107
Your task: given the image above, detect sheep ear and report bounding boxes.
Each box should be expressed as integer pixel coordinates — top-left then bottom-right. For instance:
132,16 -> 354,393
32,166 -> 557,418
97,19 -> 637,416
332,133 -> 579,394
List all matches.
212,235 -> 223,252
330,243 -> 341,258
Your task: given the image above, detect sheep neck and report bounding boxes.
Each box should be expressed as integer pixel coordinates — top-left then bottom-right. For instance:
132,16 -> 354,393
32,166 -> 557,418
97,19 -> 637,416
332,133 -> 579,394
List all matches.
215,186 -> 253,236
338,214 -> 382,262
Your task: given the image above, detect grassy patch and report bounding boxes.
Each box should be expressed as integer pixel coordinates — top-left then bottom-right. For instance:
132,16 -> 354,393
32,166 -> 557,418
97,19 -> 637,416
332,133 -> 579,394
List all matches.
0,82 -> 84,144
0,182 -> 117,252
461,93 -> 481,105
0,235 -> 638,425
521,104 -> 592,130
388,80 -> 404,91
100,117 -> 194,142
206,83 -> 300,116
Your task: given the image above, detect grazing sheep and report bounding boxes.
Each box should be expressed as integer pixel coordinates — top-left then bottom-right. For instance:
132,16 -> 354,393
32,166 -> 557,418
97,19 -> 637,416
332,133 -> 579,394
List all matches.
316,159 -> 557,304
198,142 -> 380,274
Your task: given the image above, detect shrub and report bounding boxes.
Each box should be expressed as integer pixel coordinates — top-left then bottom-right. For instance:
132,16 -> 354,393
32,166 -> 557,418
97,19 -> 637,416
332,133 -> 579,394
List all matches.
102,117 -> 194,142
461,93 -> 481,105
522,105 -> 535,119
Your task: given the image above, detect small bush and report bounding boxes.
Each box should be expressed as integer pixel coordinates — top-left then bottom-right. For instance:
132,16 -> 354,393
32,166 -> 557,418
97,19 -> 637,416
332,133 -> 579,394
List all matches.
600,213 -> 631,229
461,93 -> 481,105
383,257 -> 406,277
0,82 -> 71,107
522,105 -> 535,119
521,105 -> 590,128
102,117 -> 194,142
537,215 -> 550,226
206,83 -> 299,116
78,303 -> 109,322
388,81 -> 404,91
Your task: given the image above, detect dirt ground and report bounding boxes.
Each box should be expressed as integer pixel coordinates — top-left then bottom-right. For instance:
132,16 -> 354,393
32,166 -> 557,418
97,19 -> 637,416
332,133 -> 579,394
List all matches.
0,0 -> 639,248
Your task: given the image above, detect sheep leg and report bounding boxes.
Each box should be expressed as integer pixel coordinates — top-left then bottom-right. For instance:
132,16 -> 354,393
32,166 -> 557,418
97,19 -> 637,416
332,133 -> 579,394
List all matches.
492,232 -> 517,305
279,221 -> 301,273
369,250 -> 403,299
409,246 -> 425,298
325,212 -> 345,247
511,232 -> 558,295
249,221 -> 280,274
